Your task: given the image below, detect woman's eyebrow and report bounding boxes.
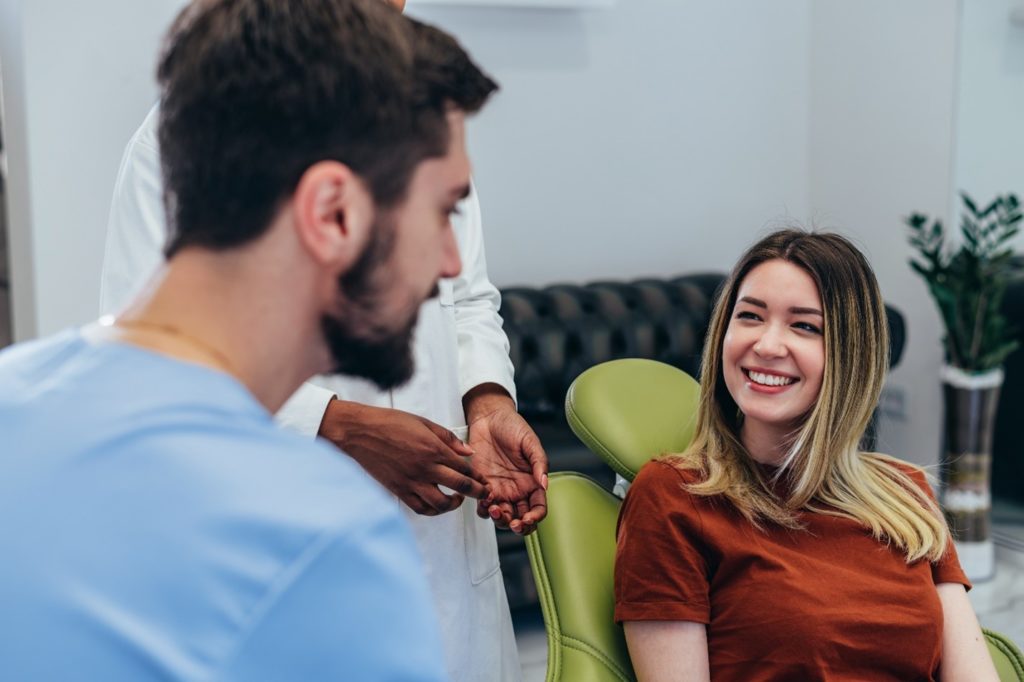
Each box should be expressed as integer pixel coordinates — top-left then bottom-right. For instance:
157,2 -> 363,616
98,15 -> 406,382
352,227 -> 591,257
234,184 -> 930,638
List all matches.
738,297 -> 822,317
738,296 -> 766,308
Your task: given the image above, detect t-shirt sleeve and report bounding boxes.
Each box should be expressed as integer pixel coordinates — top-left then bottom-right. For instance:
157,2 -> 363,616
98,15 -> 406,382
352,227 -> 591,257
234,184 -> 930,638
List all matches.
615,460 -> 711,624
903,466 -> 972,590
218,510 -> 448,681
931,536 -> 970,588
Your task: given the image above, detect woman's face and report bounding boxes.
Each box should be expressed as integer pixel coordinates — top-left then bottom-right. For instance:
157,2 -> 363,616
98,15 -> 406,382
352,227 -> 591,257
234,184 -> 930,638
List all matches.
722,259 -> 826,442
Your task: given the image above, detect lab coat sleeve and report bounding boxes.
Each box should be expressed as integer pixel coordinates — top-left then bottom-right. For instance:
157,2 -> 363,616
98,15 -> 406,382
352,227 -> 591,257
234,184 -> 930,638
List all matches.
275,383 -> 336,438
452,184 -> 517,404
98,105 -> 334,438
99,104 -> 166,316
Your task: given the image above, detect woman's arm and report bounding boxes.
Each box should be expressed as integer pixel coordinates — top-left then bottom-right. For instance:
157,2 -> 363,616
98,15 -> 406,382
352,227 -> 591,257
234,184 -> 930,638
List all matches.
936,582 -> 998,682
623,621 -> 710,682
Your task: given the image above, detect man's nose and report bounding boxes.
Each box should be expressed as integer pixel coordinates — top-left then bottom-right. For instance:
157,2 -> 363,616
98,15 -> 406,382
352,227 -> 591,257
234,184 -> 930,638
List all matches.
439,228 -> 462,279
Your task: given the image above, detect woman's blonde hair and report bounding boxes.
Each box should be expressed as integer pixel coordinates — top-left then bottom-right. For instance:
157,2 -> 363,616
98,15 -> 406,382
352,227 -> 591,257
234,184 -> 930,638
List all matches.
666,229 -> 950,563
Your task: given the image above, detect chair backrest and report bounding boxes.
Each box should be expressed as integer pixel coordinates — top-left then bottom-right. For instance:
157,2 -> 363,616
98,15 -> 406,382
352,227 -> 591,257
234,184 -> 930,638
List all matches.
986,628 -> 1024,682
526,359 -> 700,682
526,472 -> 632,681
528,358 -> 1024,682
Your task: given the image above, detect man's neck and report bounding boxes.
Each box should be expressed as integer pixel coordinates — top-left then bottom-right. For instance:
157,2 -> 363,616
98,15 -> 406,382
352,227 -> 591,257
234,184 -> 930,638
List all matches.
115,248 -> 325,414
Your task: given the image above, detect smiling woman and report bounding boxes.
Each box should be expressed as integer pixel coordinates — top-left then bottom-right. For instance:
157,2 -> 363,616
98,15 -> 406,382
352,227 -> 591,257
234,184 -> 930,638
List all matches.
614,229 -> 999,682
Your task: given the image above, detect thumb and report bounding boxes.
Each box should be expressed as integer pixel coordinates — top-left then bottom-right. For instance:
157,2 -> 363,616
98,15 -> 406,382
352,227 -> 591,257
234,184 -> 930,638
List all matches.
523,435 -> 549,489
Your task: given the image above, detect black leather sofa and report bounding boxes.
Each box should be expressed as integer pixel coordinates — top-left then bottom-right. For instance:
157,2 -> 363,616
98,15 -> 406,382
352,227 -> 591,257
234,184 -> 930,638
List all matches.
494,273 -> 907,609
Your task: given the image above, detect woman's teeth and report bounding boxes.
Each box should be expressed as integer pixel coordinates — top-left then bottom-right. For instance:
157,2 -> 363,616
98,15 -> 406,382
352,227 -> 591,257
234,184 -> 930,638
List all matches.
747,371 -> 795,387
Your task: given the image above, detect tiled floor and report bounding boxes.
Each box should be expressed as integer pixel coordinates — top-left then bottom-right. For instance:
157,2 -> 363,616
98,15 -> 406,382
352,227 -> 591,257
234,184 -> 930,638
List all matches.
513,511 -> 1024,682
514,612 -> 546,682
971,544 -> 1024,647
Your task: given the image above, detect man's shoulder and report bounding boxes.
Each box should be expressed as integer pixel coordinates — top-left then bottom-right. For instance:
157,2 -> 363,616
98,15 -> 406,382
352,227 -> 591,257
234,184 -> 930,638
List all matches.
137,408 -> 397,538
242,429 -> 394,519
0,331 -> 96,416
0,329 -> 81,377
0,331 -> 394,535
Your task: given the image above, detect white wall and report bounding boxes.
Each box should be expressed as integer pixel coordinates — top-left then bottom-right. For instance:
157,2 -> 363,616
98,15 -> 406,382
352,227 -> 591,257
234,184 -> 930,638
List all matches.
2,0 -> 812,338
408,0 -> 812,285
808,1 -> 960,466
953,0 -> 1024,237
0,0 -> 185,339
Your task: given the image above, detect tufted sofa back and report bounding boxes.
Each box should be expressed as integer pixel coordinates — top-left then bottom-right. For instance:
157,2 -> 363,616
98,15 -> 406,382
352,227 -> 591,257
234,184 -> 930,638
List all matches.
500,274 -> 724,418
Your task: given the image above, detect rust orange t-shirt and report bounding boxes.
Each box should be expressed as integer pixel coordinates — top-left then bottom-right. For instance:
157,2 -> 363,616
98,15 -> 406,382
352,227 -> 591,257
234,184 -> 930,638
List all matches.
615,460 -> 970,682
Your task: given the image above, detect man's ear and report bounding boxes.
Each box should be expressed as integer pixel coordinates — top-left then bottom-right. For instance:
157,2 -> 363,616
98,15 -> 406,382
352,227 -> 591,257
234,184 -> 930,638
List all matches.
291,161 -> 373,270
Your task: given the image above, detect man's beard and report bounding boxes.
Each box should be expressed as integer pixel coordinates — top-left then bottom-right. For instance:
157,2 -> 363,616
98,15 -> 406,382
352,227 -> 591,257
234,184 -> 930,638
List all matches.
320,210 -> 432,390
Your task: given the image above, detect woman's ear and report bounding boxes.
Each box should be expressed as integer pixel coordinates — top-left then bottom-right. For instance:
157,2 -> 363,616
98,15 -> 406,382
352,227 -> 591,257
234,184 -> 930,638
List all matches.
291,160 -> 374,270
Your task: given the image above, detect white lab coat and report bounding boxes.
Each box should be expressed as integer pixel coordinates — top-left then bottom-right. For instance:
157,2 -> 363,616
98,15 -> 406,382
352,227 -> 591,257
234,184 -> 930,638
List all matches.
100,106 -> 521,681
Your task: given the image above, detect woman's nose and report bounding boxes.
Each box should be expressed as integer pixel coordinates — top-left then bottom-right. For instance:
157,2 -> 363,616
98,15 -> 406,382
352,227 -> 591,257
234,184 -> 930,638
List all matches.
753,326 -> 787,358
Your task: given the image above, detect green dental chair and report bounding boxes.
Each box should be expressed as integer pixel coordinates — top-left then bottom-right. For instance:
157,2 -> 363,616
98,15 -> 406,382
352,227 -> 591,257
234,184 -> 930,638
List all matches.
523,358 -> 1024,682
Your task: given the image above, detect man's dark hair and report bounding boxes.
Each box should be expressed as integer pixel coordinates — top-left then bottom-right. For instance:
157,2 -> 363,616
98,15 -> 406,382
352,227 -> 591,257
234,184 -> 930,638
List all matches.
156,0 -> 498,256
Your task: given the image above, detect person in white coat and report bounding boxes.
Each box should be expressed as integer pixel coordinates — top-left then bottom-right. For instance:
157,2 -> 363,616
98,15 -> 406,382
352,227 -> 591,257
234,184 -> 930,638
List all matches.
101,68 -> 545,682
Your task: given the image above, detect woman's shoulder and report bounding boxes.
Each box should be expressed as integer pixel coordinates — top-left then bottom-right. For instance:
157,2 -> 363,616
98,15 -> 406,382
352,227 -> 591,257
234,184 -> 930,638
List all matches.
620,459 -> 710,536
627,458 -> 704,503
635,457 -> 703,485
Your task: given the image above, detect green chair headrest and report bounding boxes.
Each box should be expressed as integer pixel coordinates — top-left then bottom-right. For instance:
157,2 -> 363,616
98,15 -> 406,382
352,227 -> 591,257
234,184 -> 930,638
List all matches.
565,359 -> 701,482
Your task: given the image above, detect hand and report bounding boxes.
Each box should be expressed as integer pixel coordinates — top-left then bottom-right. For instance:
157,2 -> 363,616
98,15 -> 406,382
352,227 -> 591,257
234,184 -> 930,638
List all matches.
318,399 -> 489,516
464,384 -> 548,535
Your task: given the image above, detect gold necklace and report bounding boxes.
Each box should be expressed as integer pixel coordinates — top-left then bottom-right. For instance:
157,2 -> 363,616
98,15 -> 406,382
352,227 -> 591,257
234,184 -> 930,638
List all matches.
104,317 -> 236,375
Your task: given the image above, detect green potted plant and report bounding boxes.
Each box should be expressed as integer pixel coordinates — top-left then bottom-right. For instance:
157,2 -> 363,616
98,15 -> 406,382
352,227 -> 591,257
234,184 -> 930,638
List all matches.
905,191 -> 1021,581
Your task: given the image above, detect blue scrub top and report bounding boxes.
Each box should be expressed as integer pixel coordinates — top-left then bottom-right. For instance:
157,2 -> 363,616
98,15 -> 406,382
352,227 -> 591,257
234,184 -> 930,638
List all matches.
0,330 -> 448,680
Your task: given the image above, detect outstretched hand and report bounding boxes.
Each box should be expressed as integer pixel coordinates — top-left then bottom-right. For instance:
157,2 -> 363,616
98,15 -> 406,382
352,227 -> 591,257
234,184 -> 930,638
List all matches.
319,399 -> 489,516
464,385 -> 548,535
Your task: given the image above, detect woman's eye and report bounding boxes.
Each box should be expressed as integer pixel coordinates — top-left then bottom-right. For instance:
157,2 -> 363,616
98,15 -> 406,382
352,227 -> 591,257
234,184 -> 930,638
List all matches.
736,311 -> 760,321
794,322 -> 822,334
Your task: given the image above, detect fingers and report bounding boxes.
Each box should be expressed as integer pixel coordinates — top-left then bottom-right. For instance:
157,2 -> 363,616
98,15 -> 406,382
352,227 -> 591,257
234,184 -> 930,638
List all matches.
435,467 -> 489,501
521,496 -> 548,527
506,500 -> 531,535
488,502 -> 514,530
416,423 -> 488,490
504,486 -> 547,535
406,489 -> 465,516
509,499 -> 546,535
424,419 -> 475,457
433,451 -> 489,490
426,489 -> 465,515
